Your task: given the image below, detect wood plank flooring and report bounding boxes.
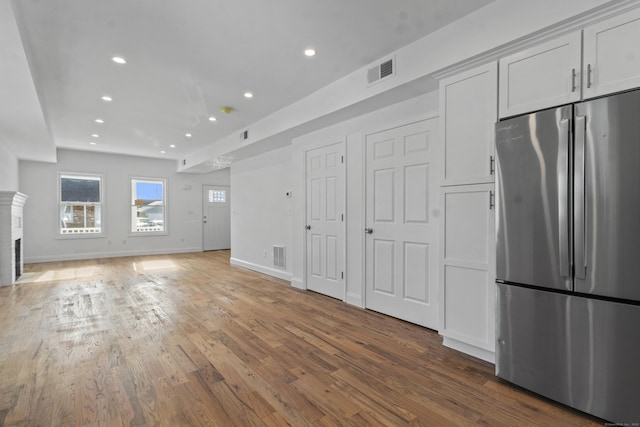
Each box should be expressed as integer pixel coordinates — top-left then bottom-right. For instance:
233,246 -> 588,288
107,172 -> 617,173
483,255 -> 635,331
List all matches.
0,251 -> 604,426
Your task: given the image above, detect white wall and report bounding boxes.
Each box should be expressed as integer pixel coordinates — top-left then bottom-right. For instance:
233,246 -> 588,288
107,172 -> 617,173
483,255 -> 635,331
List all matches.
230,145 -> 292,280
19,149 -> 229,262
227,93 -> 438,296
0,144 -> 19,191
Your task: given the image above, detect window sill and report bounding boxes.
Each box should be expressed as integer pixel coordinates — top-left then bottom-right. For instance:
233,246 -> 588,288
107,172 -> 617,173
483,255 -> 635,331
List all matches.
128,231 -> 169,237
56,233 -> 106,240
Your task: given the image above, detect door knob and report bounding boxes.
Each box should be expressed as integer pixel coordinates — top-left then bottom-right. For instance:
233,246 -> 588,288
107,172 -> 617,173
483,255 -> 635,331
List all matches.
305,225 -> 311,230
365,228 -> 373,234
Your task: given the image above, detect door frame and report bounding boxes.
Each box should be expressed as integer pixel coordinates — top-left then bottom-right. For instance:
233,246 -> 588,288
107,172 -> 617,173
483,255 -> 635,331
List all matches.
302,137 -> 347,300
361,114 -> 440,309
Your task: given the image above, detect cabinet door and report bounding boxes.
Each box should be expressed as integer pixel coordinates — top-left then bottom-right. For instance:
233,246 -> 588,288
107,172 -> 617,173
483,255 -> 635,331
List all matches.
499,32 -> 581,118
439,184 -> 496,354
583,7 -> 640,99
439,63 -> 497,186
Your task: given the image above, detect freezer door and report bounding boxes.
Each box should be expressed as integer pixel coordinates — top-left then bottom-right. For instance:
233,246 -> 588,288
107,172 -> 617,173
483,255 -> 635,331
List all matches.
575,89 -> 640,301
496,284 -> 640,423
495,105 -> 573,291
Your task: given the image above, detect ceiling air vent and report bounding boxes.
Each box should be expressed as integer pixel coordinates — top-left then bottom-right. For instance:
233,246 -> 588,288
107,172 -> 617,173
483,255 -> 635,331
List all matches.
240,129 -> 249,141
367,57 -> 395,86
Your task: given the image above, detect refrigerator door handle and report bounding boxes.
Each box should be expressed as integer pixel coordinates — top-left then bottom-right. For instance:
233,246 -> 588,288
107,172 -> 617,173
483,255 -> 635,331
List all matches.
574,115 -> 587,280
558,118 -> 571,278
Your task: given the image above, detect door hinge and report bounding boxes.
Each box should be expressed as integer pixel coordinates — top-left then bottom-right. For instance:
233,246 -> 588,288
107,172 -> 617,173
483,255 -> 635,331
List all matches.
489,190 -> 495,210
341,155 -> 344,164
341,213 -> 344,222
341,272 -> 344,279
490,155 -> 495,175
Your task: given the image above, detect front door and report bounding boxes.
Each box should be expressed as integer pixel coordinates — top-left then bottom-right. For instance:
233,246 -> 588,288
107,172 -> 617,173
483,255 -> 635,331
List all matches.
305,142 -> 345,300
203,185 -> 231,251
365,119 -> 439,328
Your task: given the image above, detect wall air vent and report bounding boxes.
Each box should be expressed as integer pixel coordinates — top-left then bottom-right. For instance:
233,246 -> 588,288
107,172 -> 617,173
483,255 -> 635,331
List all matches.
273,245 -> 286,269
367,57 -> 395,86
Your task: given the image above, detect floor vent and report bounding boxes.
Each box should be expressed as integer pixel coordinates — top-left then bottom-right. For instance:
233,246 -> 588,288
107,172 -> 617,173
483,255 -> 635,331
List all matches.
273,245 -> 286,269
367,57 -> 395,86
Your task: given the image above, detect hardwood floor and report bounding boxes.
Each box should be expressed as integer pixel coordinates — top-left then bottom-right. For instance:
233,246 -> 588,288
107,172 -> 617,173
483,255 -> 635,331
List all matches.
0,251 -> 603,426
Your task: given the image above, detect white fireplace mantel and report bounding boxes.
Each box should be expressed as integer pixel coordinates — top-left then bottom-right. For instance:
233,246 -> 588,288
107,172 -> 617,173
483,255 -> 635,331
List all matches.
0,191 -> 28,285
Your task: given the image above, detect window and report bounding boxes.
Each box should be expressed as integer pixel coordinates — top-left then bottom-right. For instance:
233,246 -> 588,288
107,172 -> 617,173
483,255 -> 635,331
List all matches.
209,189 -> 226,203
59,173 -> 103,236
131,178 -> 166,233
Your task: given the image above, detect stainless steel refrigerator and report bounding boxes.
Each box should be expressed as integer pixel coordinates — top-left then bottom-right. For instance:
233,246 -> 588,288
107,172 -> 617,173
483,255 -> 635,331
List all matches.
495,88 -> 640,423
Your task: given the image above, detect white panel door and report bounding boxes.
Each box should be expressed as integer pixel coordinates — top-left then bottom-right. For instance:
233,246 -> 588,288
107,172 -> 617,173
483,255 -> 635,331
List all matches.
499,32 -> 581,118
203,185 -> 231,251
439,184 -> 495,353
439,62 -> 497,186
305,142 -> 345,300
365,119 -> 439,329
583,7 -> 640,99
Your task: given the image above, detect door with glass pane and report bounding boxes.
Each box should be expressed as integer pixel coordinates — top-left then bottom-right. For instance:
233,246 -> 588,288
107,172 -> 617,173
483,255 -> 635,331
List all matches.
203,185 -> 231,251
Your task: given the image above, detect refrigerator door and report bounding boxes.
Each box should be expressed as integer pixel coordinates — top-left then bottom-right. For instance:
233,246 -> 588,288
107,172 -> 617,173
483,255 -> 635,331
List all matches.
497,284 -> 640,424
575,89 -> 640,301
495,105 -> 573,291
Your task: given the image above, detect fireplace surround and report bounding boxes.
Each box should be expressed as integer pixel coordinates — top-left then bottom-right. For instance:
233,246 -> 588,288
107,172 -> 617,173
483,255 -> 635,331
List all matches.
0,192 -> 28,285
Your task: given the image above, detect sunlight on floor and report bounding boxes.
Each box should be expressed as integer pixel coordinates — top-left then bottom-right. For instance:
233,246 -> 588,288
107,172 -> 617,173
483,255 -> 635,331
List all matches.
135,260 -> 177,271
17,266 -> 97,283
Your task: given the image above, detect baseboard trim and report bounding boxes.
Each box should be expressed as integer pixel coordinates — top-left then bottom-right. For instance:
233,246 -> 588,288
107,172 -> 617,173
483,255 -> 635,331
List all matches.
230,257 -> 292,281
442,336 -> 496,364
346,292 -> 364,308
291,277 -> 304,290
25,247 -> 203,264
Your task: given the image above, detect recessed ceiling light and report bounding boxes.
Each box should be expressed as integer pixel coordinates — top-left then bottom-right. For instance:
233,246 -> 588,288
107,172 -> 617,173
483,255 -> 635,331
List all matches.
304,48 -> 316,57
185,133 -> 192,138
89,142 -> 97,145
160,150 -> 166,154
101,95 -> 112,102
95,118 -> 104,124
208,116 -> 217,122
169,144 -> 176,148
244,92 -> 253,98
91,134 -> 99,138
111,56 -> 127,64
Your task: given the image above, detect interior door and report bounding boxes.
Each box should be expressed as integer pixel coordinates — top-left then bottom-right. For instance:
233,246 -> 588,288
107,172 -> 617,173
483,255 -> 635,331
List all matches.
305,142 -> 345,300
203,185 -> 230,251
365,119 -> 439,329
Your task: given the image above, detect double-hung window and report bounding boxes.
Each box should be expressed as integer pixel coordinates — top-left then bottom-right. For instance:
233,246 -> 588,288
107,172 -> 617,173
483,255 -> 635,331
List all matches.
131,178 -> 166,234
59,173 -> 103,236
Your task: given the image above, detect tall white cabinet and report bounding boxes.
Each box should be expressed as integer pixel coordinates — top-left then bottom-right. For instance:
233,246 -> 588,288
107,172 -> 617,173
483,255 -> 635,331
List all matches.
438,63 -> 497,363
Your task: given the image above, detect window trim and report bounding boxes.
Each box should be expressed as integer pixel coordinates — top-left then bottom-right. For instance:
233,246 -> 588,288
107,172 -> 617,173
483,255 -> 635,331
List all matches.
129,176 -> 168,236
57,172 -> 105,239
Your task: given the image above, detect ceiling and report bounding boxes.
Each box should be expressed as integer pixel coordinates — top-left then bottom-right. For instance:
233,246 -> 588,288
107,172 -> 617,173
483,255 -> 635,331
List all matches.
5,0 -> 494,164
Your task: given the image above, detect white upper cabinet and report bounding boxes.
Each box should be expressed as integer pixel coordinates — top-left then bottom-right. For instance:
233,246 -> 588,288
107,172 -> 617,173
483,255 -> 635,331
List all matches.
499,7 -> 640,118
439,62 -> 497,186
499,33 -> 582,118
583,8 -> 640,99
